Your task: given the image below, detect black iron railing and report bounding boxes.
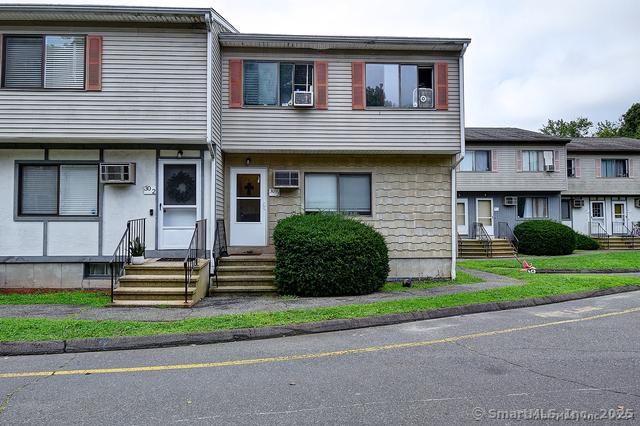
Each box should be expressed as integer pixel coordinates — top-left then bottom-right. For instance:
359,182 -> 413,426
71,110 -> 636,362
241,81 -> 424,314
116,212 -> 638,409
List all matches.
589,221 -> 610,249
456,231 -> 462,258
472,222 -> 492,257
497,221 -> 519,254
183,219 -> 207,303
110,218 -> 145,303
211,219 -> 229,288
612,221 -> 637,249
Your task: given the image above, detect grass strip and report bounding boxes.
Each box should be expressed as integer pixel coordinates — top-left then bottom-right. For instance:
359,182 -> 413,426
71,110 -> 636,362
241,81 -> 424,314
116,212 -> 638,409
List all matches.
0,291 -> 110,307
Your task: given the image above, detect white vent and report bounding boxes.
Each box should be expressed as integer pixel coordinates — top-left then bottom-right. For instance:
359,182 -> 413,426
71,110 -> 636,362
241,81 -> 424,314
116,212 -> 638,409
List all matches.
635,198 -> 640,209
573,198 -> 585,208
293,91 -> 313,107
100,163 -> 136,184
544,164 -> 555,172
503,196 -> 517,206
273,170 -> 300,188
413,88 -> 434,108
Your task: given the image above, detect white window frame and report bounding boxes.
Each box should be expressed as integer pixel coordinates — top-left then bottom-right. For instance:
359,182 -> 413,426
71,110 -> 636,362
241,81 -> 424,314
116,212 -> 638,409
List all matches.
590,201 -> 605,219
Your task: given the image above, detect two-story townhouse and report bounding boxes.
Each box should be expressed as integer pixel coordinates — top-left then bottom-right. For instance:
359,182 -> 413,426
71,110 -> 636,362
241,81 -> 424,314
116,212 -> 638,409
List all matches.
563,137 -> 640,238
0,5 -> 235,289
456,128 -> 570,243
218,34 -> 470,279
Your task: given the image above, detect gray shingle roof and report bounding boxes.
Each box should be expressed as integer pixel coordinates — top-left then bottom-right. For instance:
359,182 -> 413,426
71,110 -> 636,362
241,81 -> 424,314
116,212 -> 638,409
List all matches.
566,137 -> 640,152
465,127 -> 570,144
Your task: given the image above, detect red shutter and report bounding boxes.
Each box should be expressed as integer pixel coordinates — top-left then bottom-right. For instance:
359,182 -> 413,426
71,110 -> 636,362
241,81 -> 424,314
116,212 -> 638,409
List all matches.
575,158 -> 581,177
595,159 -> 601,177
491,150 -> 498,172
314,61 -> 328,110
351,62 -> 365,110
229,59 -> 243,108
516,150 -> 523,172
85,36 -> 102,91
554,150 -> 560,172
435,62 -> 449,110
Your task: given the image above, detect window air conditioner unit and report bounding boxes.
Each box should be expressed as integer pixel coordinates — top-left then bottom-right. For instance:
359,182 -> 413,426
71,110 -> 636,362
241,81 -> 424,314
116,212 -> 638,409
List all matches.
273,170 -> 300,188
100,163 -> 136,184
413,88 -> 434,108
544,164 -> 555,172
635,198 -> 640,209
572,198 -> 585,208
293,91 -> 314,107
503,196 -> 517,206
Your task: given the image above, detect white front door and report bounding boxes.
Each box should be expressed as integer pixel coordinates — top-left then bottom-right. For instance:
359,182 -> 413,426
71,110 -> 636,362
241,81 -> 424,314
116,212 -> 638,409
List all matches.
476,198 -> 494,236
230,168 -> 267,246
613,202 -> 626,234
590,201 -> 605,234
456,199 -> 468,235
158,160 -> 201,249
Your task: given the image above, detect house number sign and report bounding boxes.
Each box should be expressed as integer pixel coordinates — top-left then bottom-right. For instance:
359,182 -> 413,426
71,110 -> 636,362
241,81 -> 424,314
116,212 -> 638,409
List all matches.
143,185 -> 157,195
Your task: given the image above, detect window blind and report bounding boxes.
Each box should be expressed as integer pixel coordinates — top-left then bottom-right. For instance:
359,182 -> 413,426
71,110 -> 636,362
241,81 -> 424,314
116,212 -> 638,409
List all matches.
305,174 -> 337,211
339,175 -> 371,214
20,166 -> 58,215
44,36 -> 85,89
59,165 -> 98,216
4,37 -> 43,88
243,62 -> 277,105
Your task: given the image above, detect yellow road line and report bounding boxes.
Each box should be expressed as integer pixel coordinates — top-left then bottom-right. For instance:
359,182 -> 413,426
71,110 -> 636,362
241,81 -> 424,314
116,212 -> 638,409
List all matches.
2,306 -> 640,379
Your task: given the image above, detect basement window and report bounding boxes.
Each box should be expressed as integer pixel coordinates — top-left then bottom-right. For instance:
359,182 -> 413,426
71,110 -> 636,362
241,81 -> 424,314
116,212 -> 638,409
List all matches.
84,263 -> 111,278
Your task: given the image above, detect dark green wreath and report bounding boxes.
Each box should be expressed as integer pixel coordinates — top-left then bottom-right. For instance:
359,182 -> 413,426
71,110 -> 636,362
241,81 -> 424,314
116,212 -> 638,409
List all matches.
166,171 -> 195,204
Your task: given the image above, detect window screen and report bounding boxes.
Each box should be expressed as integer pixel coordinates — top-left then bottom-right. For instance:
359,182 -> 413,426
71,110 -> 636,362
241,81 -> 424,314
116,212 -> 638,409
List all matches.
44,36 -> 85,89
304,174 -> 338,212
3,36 -> 43,88
59,165 -> 98,215
243,61 -> 278,105
339,175 -> 371,215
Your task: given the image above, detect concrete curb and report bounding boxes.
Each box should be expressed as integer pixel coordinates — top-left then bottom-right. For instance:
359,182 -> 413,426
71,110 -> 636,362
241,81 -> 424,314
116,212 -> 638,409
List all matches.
2,285 -> 640,356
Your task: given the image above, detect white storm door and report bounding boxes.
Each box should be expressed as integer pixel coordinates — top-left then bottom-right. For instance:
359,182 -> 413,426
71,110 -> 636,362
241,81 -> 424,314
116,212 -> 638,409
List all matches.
476,198 -> 494,236
158,160 -> 201,249
230,168 -> 267,246
456,199 -> 469,235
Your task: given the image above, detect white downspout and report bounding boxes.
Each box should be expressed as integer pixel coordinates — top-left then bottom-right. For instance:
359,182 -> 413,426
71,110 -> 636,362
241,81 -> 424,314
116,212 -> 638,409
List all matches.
205,12 -> 216,261
451,43 -> 468,280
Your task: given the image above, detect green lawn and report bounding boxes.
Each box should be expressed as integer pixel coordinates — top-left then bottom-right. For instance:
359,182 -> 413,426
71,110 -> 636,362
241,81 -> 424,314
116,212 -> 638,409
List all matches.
1,270 -> 638,342
0,291 -> 110,307
459,251 -> 640,272
382,270 -> 482,292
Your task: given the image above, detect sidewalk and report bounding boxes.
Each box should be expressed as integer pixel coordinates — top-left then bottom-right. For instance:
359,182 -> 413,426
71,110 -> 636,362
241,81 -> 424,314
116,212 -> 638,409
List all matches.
0,270 -> 524,322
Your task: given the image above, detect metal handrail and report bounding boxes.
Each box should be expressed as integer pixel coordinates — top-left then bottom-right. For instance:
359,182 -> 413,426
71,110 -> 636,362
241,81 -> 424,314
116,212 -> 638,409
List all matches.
589,221 -> 610,249
456,231 -> 462,258
183,219 -> 207,303
497,221 -> 519,253
612,221 -> 636,249
110,218 -> 145,303
472,222 -> 492,257
210,219 -> 228,288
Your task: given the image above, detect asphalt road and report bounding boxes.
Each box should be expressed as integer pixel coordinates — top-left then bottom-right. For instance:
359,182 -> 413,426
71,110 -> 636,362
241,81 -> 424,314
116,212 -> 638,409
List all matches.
2,292 -> 640,425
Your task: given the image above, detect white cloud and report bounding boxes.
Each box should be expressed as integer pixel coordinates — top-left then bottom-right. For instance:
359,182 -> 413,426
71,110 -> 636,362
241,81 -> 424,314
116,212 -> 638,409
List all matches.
5,0 -> 640,131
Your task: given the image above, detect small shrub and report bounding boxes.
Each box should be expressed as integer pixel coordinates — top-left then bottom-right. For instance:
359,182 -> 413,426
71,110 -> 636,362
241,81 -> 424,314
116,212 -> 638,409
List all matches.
514,220 -> 576,256
574,232 -> 600,250
273,213 -> 389,297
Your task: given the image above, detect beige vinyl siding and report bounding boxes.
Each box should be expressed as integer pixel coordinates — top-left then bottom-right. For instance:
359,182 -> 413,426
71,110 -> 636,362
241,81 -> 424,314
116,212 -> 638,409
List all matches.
566,154 -> 640,195
0,25 -> 208,142
221,50 -> 461,153
457,143 -> 568,192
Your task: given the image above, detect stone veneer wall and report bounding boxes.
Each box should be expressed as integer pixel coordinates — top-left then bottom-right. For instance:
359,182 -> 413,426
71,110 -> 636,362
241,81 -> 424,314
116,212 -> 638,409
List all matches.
225,154 -> 453,278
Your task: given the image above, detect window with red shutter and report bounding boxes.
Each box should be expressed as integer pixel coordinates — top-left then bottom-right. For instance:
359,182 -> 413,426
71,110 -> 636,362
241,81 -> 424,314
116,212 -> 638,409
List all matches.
435,62 -> 448,110
85,35 -> 102,91
314,61 -> 328,110
351,62 -> 365,110
228,59 -> 243,108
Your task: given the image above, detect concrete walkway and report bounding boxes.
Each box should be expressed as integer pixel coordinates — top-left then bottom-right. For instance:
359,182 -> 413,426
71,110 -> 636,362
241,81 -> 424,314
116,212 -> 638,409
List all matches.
0,270 -> 524,322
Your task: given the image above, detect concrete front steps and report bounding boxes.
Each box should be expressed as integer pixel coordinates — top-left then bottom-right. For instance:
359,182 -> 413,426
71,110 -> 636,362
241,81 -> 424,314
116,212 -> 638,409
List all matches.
111,259 -> 210,307
596,236 -> 639,250
211,255 -> 277,295
459,238 -> 516,258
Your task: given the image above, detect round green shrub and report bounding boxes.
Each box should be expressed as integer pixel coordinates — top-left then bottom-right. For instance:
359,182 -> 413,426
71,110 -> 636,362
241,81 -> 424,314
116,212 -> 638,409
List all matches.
574,232 -> 600,250
273,213 -> 390,297
514,220 -> 576,255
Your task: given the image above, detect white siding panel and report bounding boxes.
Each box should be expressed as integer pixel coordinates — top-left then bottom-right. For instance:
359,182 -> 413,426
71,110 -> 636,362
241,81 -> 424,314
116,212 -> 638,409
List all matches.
0,26 -> 208,141
221,50 -> 462,153
47,222 -> 99,256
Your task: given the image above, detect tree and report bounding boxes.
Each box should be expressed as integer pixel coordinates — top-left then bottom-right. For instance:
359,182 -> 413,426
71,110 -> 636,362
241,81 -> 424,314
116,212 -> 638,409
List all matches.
619,103 -> 640,139
594,120 -> 621,137
540,117 -> 593,137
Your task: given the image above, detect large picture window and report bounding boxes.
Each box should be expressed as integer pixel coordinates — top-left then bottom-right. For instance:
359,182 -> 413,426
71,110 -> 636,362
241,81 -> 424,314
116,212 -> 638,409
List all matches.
460,150 -> 491,172
2,35 -> 85,89
365,63 -> 433,108
304,173 -> 371,215
517,197 -> 548,219
601,159 -> 628,177
18,164 -> 98,216
243,61 -> 314,106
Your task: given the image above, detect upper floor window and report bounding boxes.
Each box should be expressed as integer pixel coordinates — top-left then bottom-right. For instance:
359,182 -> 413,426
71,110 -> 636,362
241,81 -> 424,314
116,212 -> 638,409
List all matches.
523,150 -> 554,172
243,61 -> 313,106
365,64 -> 433,108
2,35 -> 85,89
460,150 -> 491,172
567,158 -> 576,177
601,159 -> 628,178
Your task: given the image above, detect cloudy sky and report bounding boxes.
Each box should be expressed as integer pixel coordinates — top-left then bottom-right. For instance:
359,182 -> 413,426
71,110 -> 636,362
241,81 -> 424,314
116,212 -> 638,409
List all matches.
8,0 -> 640,131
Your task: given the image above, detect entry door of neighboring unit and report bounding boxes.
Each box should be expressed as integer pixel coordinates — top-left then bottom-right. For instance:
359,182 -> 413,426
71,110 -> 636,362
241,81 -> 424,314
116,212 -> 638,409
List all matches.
230,168 -> 267,246
613,202 -> 626,234
456,199 -> 469,235
158,160 -> 201,249
590,201 -> 605,233
476,198 -> 494,236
